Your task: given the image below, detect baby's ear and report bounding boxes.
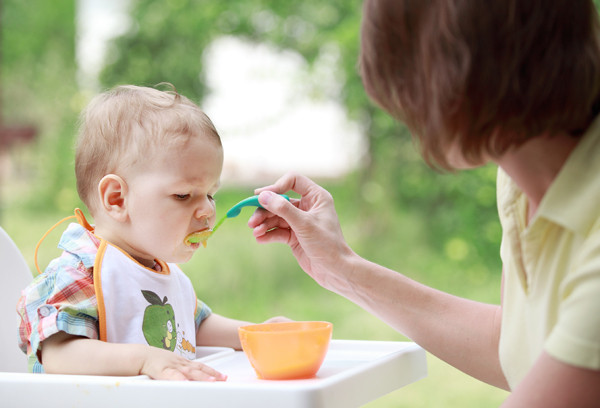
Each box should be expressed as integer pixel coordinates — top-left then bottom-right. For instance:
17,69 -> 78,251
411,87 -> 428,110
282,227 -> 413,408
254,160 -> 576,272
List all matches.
98,174 -> 128,222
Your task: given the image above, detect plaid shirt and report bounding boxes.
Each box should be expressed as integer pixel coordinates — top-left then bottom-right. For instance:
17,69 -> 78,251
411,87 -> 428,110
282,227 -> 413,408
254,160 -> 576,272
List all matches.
16,223 -> 211,372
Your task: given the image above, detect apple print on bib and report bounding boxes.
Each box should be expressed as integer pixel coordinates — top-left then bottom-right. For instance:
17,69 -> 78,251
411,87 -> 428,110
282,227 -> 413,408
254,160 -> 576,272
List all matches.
141,290 -> 177,351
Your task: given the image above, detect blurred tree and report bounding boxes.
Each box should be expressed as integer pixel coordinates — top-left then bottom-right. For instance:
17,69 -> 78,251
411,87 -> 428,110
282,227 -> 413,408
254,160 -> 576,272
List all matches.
101,1 -> 367,163
1,0 -> 78,214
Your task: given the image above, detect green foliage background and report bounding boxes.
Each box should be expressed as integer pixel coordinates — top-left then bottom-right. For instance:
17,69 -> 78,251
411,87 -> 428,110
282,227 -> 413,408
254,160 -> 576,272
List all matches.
6,0 -> 598,406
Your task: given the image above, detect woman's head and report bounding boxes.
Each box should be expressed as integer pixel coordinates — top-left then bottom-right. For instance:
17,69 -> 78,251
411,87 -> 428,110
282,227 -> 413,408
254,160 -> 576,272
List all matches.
360,0 -> 600,169
75,84 -> 221,213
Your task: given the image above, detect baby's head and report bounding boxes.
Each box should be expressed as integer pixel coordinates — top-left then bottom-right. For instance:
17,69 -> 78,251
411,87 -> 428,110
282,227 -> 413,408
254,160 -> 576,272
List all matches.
75,84 -> 221,214
75,85 -> 223,266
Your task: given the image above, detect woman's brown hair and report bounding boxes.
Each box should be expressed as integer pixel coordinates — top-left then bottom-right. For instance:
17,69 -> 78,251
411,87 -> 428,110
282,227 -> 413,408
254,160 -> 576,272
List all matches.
360,0 -> 600,169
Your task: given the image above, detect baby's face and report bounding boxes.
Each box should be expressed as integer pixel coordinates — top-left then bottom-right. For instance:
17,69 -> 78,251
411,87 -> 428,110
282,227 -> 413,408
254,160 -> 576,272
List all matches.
117,135 -> 223,266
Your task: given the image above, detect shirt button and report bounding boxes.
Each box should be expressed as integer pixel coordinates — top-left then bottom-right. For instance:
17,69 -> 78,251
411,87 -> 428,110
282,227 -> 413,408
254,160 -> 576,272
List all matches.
38,305 -> 54,317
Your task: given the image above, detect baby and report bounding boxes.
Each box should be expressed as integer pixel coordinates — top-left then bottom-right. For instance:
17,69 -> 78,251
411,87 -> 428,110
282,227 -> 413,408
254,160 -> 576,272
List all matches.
17,84 -> 284,380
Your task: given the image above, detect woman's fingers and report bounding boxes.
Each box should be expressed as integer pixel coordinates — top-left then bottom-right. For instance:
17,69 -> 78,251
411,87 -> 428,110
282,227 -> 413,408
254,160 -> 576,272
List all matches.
254,225 -> 294,245
250,208 -> 290,236
256,191 -> 304,230
254,172 -> 315,197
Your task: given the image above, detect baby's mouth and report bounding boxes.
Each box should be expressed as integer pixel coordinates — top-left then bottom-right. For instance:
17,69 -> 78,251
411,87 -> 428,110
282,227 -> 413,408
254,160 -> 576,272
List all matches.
184,229 -> 213,248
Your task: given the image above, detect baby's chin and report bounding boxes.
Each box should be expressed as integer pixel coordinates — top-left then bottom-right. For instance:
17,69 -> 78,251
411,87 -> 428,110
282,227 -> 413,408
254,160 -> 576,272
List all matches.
166,250 -> 196,265
176,253 -> 195,264
145,243 -> 198,265
135,252 -> 192,269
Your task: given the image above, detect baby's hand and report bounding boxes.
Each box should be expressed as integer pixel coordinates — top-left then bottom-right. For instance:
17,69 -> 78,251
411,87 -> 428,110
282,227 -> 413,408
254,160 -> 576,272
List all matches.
140,346 -> 227,381
263,316 -> 293,324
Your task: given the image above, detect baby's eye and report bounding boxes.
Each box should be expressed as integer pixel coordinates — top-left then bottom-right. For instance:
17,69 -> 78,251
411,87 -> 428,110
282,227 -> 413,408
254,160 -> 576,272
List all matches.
174,194 -> 190,200
208,194 -> 215,202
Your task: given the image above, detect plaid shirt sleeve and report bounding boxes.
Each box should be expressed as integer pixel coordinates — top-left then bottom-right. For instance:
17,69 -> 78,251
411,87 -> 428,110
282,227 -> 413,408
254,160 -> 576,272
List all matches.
16,225 -> 100,372
194,298 -> 212,332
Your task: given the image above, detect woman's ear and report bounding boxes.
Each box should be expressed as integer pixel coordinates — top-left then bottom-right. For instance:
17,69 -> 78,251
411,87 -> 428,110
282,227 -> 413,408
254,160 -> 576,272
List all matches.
98,174 -> 128,222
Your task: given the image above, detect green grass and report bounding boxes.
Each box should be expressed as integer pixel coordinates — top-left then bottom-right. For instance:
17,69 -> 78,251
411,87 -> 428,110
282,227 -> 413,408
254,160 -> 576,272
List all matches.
2,184 -> 508,406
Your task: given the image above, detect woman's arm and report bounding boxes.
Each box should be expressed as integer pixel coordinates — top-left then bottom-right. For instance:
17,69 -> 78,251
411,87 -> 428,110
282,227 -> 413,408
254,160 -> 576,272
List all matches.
42,331 -> 226,381
343,256 -> 507,389
503,351 -> 600,407
250,173 -> 507,388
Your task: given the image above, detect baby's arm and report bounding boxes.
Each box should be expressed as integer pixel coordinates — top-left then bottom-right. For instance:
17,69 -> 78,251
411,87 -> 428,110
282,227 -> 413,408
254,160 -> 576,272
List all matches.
196,314 -> 292,350
42,331 -> 226,381
195,314 -> 249,350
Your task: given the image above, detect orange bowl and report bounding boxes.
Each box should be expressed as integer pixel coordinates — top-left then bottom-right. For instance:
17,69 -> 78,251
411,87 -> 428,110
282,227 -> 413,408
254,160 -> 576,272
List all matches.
238,321 -> 333,380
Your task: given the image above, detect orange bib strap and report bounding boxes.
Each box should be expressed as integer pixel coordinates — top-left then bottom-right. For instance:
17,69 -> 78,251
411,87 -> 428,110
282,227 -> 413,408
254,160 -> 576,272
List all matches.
74,208 -> 94,232
34,208 -> 93,276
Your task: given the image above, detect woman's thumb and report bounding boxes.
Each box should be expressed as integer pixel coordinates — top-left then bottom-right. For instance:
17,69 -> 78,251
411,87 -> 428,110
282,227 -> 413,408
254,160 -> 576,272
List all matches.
257,191 -> 301,226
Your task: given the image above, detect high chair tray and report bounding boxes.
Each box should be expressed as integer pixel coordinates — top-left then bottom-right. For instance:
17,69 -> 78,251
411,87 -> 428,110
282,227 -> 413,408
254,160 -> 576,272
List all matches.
0,340 -> 427,408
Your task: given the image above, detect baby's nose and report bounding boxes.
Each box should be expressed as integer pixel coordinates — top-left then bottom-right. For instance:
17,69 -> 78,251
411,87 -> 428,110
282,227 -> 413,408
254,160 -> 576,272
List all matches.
194,203 -> 214,220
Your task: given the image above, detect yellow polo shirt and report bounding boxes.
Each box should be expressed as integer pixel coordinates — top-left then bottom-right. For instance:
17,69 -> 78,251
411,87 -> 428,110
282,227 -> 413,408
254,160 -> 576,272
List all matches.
497,117 -> 600,389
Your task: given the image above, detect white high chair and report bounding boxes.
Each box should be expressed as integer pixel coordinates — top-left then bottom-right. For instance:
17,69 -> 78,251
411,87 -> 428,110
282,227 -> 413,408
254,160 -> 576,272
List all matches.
0,226 -> 428,407
0,227 -> 32,372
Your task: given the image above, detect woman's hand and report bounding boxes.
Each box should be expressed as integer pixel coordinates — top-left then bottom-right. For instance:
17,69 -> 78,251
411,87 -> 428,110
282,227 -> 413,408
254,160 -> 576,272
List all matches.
248,173 -> 355,292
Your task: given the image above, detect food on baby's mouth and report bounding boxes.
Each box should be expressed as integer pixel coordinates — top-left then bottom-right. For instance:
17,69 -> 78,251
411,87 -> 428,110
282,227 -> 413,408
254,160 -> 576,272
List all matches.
184,230 -> 212,247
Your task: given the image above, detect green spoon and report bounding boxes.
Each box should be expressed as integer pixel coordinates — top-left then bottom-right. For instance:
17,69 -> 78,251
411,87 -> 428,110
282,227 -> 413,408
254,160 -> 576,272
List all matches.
185,194 -> 290,246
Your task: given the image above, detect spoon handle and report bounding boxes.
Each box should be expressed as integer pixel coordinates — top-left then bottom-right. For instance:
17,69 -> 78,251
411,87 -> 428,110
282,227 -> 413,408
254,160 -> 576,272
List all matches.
210,214 -> 228,234
226,194 -> 290,218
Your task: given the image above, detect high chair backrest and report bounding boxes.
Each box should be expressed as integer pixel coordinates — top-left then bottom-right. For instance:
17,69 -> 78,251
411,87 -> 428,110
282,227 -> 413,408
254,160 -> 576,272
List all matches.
0,227 -> 32,372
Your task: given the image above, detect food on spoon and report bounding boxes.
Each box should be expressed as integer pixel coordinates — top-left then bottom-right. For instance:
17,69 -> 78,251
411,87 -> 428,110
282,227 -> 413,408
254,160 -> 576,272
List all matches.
184,230 -> 212,247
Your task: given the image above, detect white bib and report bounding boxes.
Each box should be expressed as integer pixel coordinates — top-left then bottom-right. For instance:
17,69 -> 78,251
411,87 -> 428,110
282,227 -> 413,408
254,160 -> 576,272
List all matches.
93,240 -> 197,360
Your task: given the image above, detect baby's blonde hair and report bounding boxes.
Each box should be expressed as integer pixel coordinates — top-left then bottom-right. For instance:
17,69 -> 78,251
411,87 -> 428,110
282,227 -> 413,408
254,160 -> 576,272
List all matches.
75,84 -> 221,213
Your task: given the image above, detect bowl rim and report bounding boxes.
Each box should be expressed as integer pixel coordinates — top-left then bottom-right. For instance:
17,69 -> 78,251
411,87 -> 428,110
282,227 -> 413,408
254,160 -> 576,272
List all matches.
238,320 -> 332,334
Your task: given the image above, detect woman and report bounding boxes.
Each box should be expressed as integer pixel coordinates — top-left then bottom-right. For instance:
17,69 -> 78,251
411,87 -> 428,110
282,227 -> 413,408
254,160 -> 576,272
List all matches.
248,0 -> 600,406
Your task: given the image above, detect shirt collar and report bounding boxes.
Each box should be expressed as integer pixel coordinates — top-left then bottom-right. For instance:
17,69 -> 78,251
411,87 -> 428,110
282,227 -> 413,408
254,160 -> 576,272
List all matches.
535,115 -> 600,235
58,223 -> 100,268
